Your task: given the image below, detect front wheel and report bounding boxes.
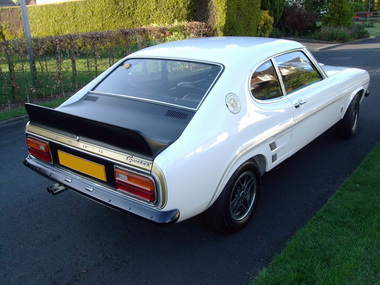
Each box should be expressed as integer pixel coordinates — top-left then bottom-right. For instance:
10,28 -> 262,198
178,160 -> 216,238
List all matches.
205,161 -> 261,233
336,94 -> 360,139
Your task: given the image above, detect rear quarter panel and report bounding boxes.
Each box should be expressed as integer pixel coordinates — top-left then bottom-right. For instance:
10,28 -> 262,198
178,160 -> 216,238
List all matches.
153,71 -> 292,221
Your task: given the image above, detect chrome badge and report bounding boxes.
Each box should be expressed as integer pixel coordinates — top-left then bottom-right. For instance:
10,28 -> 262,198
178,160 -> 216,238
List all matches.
225,93 -> 241,114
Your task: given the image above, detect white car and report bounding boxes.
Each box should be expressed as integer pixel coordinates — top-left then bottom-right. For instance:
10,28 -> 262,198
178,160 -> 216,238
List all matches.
24,37 -> 370,233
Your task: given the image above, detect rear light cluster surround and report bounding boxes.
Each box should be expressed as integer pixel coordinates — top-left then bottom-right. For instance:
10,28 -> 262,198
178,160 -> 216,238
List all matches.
114,166 -> 157,203
26,136 -> 52,163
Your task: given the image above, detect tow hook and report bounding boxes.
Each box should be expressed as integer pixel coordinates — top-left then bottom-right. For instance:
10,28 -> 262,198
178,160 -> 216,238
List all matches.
47,183 -> 67,195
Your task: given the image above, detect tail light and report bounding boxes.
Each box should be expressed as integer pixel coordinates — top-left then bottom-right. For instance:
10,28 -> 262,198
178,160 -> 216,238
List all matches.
26,137 -> 52,163
114,167 -> 156,203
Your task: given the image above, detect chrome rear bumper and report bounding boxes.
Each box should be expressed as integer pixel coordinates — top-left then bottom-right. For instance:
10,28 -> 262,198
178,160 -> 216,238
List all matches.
24,155 -> 180,224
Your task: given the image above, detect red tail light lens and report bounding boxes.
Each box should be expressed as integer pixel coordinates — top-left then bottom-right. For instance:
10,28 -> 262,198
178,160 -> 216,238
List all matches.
114,167 -> 156,203
26,137 -> 52,163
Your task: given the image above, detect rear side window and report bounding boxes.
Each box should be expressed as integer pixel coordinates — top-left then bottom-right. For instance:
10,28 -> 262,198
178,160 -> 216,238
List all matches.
250,60 -> 282,100
274,51 -> 322,94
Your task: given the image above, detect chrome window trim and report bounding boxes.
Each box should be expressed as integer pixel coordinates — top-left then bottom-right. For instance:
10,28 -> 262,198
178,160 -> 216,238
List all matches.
249,48 -> 327,104
249,58 -> 285,102
274,50 -> 324,96
92,57 -> 225,111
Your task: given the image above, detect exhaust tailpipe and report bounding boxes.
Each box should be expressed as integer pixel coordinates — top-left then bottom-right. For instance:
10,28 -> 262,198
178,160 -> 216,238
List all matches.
47,183 -> 67,195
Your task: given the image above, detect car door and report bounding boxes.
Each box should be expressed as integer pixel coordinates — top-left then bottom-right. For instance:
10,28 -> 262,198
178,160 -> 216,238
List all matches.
250,59 -> 294,169
274,51 -> 340,155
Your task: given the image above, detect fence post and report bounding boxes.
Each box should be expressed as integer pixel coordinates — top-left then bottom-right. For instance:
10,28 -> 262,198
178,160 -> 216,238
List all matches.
20,0 -> 38,88
3,44 -> 19,101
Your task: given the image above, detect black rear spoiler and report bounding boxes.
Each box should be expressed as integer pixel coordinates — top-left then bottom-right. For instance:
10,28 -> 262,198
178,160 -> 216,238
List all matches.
25,103 -> 168,158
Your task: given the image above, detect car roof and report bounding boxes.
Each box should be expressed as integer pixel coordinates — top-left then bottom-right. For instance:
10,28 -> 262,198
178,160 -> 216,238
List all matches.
128,37 -> 305,67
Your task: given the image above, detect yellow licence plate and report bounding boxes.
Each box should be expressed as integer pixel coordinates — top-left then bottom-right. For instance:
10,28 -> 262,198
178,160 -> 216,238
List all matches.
58,150 -> 107,181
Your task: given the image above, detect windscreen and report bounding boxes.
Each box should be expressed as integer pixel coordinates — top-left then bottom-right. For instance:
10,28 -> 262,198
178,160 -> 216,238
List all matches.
93,58 -> 222,110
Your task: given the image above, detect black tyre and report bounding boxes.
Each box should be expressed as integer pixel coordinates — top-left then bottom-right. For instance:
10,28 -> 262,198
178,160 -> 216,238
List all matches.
336,95 -> 360,139
205,161 -> 261,233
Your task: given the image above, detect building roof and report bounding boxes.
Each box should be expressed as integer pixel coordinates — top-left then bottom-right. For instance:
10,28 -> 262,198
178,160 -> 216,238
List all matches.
0,0 -> 17,6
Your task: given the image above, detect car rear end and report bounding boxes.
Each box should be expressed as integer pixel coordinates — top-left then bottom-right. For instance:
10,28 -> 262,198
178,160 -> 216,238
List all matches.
24,105 -> 179,224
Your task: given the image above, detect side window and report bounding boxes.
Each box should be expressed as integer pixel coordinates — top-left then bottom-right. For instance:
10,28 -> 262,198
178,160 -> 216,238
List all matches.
275,51 -> 323,94
250,60 -> 282,100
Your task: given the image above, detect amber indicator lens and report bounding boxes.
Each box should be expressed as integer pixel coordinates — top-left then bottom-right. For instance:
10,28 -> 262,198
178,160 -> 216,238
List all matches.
114,168 -> 156,202
26,137 -> 52,162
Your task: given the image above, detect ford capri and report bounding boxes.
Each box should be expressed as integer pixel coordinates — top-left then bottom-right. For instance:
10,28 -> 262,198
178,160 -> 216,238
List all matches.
24,37 -> 370,233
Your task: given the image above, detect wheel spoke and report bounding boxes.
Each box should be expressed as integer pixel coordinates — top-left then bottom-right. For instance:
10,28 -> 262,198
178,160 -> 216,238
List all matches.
240,200 -> 249,213
230,196 -> 239,214
352,101 -> 359,131
230,171 -> 257,220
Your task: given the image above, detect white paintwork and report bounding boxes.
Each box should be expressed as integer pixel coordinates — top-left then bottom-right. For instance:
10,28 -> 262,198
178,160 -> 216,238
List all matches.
61,37 -> 370,222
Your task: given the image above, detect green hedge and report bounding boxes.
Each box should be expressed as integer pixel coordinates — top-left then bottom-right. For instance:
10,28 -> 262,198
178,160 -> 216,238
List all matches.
1,0 -> 271,40
0,0 -> 193,39
28,0 -> 193,37
204,0 -> 262,36
0,6 -> 22,40
224,0 -> 261,36
206,0 -> 227,36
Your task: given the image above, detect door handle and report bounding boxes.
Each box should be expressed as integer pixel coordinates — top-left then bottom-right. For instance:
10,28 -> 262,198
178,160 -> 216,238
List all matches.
294,100 -> 306,108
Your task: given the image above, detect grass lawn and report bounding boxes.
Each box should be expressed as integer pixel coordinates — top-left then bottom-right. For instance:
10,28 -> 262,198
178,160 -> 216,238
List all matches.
365,22 -> 380,37
252,143 -> 380,285
0,96 -> 70,122
0,54 -> 113,107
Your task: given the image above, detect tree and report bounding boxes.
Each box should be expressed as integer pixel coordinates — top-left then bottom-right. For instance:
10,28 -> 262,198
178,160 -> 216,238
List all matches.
261,0 -> 286,25
304,0 -> 329,16
277,3 -> 318,36
323,0 -> 353,27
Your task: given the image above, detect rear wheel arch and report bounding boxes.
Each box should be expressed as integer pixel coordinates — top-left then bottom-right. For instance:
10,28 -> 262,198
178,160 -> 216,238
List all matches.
204,159 -> 262,233
336,92 -> 361,139
251,154 -> 267,176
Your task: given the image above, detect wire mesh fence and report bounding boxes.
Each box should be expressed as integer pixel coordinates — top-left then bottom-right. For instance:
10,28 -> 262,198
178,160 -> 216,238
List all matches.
0,22 -> 210,110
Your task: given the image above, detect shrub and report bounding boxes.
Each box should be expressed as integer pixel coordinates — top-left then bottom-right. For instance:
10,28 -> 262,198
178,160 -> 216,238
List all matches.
313,24 -> 369,42
0,7 -> 23,40
277,3 -> 318,36
257,10 -> 274,37
206,0 -> 227,36
304,0 -> 329,18
323,0 -> 353,28
200,0 -> 263,37
269,27 -> 286,38
314,25 -> 351,42
223,0 -> 261,36
261,0 -> 285,25
347,23 -> 370,39
350,2 -> 365,13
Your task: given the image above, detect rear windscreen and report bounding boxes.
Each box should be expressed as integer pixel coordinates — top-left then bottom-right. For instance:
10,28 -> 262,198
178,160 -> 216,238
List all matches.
93,58 -> 222,110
